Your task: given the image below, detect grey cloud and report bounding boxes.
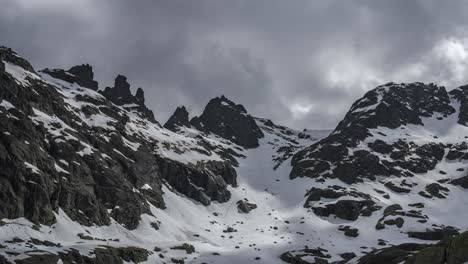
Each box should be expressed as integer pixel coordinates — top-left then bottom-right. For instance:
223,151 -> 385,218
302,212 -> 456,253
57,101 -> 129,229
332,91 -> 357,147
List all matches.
2,0 -> 468,129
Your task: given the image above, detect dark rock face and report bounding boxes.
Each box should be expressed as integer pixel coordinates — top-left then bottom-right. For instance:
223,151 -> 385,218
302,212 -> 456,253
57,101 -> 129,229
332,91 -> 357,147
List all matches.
158,158 -> 237,206
100,75 -> 157,123
164,106 -> 190,131
190,95 -> 264,148
41,64 -> 99,90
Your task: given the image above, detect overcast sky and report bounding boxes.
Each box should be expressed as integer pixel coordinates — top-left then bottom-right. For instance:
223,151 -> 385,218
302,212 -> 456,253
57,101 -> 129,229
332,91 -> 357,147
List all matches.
2,0 -> 468,129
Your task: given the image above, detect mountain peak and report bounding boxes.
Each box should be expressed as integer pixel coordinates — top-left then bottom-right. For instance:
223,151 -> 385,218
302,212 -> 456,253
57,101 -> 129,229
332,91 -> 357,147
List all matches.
164,106 -> 190,131
291,81 -> 457,184
190,95 -> 263,148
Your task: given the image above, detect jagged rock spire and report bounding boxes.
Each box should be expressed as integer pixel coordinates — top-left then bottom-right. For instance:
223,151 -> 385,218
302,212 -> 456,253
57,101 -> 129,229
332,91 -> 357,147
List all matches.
190,95 -> 263,148
164,106 -> 190,131
100,75 -> 157,123
101,75 -> 133,104
41,64 -> 99,90
67,64 -> 98,90
135,87 -> 145,106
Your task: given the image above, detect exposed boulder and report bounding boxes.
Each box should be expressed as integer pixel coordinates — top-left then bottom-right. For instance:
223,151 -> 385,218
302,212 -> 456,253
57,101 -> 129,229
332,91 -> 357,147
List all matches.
100,75 -> 156,123
190,95 -> 264,148
237,199 -> 257,214
170,243 -> 195,254
339,225 -> 359,237
14,251 -> 59,264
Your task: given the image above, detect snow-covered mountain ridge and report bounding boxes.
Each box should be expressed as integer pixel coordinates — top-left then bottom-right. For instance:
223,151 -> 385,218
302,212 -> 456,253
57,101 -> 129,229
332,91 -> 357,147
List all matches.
1,46 -> 468,264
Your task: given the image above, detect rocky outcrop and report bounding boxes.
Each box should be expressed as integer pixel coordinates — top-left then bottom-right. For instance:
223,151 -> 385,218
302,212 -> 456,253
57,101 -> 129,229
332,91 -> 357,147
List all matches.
339,225 -> 359,237
164,106 -> 190,131
237,199 -> 257,213
190,95 -> 264,148
100,75 -> 157,123
280,247 -> 331,264
41,64 -> 99,90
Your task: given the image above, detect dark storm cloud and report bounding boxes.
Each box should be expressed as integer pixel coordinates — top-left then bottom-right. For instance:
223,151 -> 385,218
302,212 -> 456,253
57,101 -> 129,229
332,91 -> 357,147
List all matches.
2,0 -> 468,129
